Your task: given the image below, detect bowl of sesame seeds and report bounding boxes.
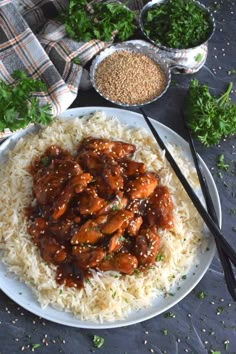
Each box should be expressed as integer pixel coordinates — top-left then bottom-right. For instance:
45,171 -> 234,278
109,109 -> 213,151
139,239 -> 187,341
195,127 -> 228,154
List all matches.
90,43 -> 171,107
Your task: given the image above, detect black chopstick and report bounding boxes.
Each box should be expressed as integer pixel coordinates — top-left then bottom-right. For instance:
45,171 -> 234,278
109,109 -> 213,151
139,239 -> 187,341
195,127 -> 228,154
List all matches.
0,136 -> 9,145
182,117 -> 236,301
139,108 -> 236,268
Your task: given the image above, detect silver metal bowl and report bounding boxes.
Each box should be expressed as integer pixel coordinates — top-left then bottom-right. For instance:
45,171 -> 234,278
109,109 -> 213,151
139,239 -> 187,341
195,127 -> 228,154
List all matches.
90,42 -> 171,108
139,0 -> 215,52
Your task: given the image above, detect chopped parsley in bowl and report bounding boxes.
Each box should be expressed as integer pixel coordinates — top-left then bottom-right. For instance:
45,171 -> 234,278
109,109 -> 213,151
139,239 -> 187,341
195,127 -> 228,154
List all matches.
140,0 -> 215,50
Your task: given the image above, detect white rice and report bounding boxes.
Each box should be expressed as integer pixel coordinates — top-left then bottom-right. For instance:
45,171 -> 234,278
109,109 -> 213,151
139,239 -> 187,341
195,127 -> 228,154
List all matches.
0,112 -> 206,322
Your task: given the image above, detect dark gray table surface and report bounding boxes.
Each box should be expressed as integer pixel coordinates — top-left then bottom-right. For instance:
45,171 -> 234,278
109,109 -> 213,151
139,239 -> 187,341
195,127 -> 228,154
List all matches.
0,0 -> 235,353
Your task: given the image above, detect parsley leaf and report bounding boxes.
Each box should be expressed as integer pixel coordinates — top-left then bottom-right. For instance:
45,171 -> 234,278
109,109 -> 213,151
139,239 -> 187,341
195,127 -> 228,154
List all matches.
0,70 -> 52,132
31,344 -> 41,350
61,0 -> 136,42
184,79 -> 236,146
93,335 -> 105,348
217,154 -> 229,170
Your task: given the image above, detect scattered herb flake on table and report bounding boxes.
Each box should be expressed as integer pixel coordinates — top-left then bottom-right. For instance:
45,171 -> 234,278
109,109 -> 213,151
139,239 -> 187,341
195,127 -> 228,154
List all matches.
31,344 -> 41,350
164,312 -> 176,318
217,154 -> 229,170
227,69 -> 236,75
184,79 -> 236,146
93,335 -> 105,349
197,291 -> 207,299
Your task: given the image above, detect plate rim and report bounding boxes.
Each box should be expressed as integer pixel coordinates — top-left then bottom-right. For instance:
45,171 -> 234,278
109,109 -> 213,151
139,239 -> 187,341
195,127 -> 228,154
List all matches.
0,106 -> 221,329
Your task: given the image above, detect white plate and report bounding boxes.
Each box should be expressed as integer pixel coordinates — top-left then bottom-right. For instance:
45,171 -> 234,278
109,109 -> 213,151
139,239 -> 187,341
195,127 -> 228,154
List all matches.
0,107 -> 221,329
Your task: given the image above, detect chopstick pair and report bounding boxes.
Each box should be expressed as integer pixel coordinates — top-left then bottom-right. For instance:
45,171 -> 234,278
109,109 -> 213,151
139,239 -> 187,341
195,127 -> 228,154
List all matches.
181,117 -> 236,301
139,108 -> 236,301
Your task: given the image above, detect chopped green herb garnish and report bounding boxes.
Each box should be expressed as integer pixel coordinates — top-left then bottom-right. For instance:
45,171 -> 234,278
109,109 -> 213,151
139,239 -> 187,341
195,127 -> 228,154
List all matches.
143,0 -> 211,49
227,69 -> 236,75
182,275 -> 187,280
134,269 -> 140,276
93,335 -> 105,349
184,79 -> 236,146
232,227 -> 236,232
32,344 -> 41,350
41,156 -> 50,166
217,154 -> 229,170
103,255 -> 113,261
110,289 -> 116,298
197,291 -> 207,299
164,312 -> 175,318
161,329 -> 168,335
194,53 -> 203,62
216,306 -> 224,315
210,351 -> 221,354
156,253 -> 164,262
71,57 -> 81,65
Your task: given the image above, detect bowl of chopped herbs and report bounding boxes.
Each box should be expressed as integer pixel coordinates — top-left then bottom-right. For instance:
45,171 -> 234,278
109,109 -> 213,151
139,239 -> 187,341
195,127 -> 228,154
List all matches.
140,0 -> 215,51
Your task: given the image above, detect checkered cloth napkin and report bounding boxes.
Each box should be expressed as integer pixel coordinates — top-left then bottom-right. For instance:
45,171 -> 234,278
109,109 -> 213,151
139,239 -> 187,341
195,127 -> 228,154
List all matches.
0,0 -> 111,119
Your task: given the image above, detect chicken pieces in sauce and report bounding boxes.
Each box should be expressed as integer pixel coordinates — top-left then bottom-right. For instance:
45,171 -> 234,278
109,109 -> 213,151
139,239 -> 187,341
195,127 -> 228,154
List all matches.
27,138 -> 174,289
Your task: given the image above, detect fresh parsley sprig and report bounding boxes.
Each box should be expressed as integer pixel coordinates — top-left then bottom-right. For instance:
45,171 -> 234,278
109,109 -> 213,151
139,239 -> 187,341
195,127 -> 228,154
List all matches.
184,79 -> 236,146
61,0 -> 136,42
0,70 -> 52,132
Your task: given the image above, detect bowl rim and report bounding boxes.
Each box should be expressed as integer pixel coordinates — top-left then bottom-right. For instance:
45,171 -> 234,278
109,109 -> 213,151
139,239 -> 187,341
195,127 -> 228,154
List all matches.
139,0 -> 216,52
90,42 -> 171,108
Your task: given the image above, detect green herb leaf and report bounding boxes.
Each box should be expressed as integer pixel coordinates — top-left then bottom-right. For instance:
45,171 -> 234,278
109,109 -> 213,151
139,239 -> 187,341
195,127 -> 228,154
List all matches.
184,79 -> 236,146
156,253 -> 164,262
216,306 -> 224,315
32,344 -> 41,350
217,154 -> 229,170
164,311 -> 175,318
93,335 -> 105,348
194,53 -> 203,62
61,0 -> 136,42
227,69 -> 236,75
0,70 -> 52,132
196,291 -> 207,299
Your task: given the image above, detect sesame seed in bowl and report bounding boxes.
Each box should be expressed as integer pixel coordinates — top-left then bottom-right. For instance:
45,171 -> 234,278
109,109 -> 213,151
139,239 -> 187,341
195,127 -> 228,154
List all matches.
90,43 -> 171,107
